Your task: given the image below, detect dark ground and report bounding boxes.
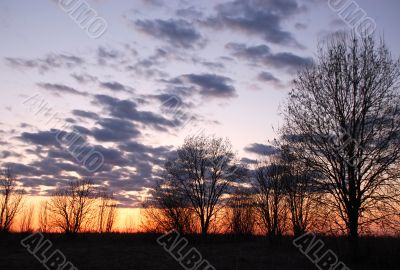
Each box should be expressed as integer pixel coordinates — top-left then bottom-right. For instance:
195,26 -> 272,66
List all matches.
0,233 -> 399,270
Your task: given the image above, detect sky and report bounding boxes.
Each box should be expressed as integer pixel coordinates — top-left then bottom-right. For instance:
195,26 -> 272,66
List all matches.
0,0 -> 399,208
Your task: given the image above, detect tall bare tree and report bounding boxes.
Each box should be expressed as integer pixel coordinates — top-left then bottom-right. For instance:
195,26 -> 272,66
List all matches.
142,180 -> 195,234
253,159 -> 288,240
0,168 -> 24,233
283,33 -> 400,247
38,201 -> 50,232
97,189 -> 118,233
279,146 -> 322,237
19,204 -> 35,233
48,179 -> 96,234
164,134 -> 244,236
226,188 -> 255,236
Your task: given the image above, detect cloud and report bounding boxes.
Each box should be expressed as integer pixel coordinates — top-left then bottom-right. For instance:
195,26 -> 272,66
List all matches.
226,42 -> 313,73
5,53 -> 85,73
37,83 -> 89,97
93,94 -> 178,130
20,130 -> 59,147
244,143 -> 277,156
205,0 -> 303,47
125,48 -> 174,78
134,18 -> 205,48
241,157 -> 258,165
171,73 -> 237,99
100,81 -> 134,93
257,71 -> 280,83
92,118 -> 141,142
3,162 -> 39,177
267,52 -> 314,71
97,46 -> 124,65
71,73 -> 98,84
72,110 -> 99,120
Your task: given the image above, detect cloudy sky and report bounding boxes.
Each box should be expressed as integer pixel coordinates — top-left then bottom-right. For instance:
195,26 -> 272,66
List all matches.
1,0 -> 399,207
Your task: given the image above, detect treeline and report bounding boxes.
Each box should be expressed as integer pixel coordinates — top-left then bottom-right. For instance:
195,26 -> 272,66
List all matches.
142,32 -> 400,251
140,134 -> 344,238
0,171 -> 117,234
140,131 -> 400,240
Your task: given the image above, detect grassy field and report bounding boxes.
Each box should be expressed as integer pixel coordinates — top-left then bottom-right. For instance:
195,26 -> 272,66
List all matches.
0,233 -> 399,270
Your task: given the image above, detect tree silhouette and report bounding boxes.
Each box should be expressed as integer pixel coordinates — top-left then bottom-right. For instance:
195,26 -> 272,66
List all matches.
226,187 -> 255,236
97,189 -> 118,233
253,159 -> 287,241
163,134 -> 244,236
0,168 -> 24,233
48,179 -> 96,234
142,179 -> 195,234
283,33 -> 400,249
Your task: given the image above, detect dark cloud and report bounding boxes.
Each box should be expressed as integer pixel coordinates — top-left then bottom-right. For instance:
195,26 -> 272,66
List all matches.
72,110 -> 99,120
241,157 -> 258,165
92,118 -> 141,142
20,130 -> 59,147
125,48 -> 174,78
226,42 -> 313,73
120,141 -> 172,157
205,0 -> 303,47
5,53 -> 84,73
187,74 -> 236,98
0,150 -> 21,159
37,83 -> 89,97
71,125 -> 92,136
244,143 -> 278,156
0,150 -> 11,159
97,46 -> 124,65
134,18 -> 205,49
257,71 -> 280,83
171,73 -> 237,99
267,52 -> 314,71
71,73 -> 98,84
100,81 -> 134,93
3,162 -> 39,177
94,94 -> 138,117
94,95 -> 178,130
226,43 -> 271,60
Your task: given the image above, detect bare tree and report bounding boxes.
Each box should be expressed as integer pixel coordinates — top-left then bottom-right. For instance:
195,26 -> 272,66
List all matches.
283,33 -> 400,247
164,134 -> 243,236
38,201 -> 50,233
0,168 -> 24,233
279,146 -> 322,237
48,179 -> 96,234
19,204 -> 35,233
253,159 -> 288,240
125,215 -> 136,233
97,189 -> 118,233
142,179 -> 195,234
226,188 -> 255,236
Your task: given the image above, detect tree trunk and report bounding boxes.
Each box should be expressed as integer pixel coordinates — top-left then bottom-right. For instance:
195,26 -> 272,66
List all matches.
348,208 -> 359,260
